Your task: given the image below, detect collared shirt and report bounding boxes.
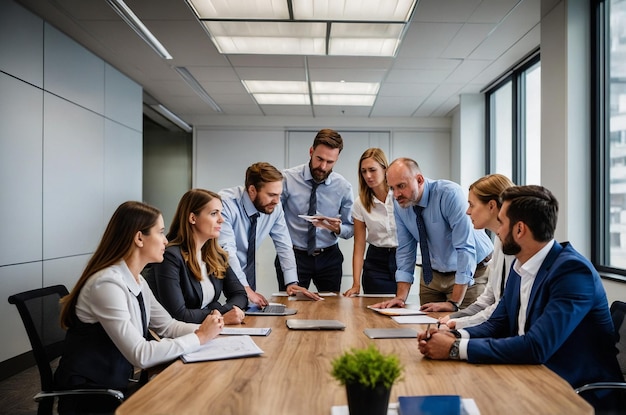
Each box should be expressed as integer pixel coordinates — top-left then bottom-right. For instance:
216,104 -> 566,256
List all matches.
351,190 -> 397,248
457,239 -> 556,359
281,163 -> 354,249
218,186 -> 298,287
394,178 -> 493,285
75,260 -> 201,368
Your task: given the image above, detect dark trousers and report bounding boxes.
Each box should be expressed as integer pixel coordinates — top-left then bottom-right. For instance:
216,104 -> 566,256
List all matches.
362,245 -> 397,294
275,244 -> 343,292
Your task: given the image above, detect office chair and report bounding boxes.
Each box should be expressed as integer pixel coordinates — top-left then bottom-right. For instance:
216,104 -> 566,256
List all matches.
575,300 -> 626,413
8,285 -> 124,415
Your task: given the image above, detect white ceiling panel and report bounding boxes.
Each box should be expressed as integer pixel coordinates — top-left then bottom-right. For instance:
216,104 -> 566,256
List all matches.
15,0 -> 541,124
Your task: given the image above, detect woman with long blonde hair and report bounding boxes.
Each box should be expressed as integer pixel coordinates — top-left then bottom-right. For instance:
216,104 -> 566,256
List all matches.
343,148 -> 398,296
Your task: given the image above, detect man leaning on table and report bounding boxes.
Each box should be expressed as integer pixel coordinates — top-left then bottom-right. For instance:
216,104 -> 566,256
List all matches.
218,162 -> 322,307
417,185 -> 622,412
372,158 -> 493,312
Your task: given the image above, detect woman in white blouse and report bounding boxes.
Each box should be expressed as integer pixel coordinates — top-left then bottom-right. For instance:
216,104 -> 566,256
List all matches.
440,174 -> 515,329
343,148 -> 398,296
54,201 -> 223,414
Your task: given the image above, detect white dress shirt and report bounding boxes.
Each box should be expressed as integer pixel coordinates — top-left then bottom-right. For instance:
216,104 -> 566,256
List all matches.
75,260 -> 202,369
351,190 -> 397,248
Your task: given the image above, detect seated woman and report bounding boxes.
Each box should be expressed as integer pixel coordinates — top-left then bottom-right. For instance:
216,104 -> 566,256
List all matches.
146,189 -> 248,325
54,201 -> 224,414
439,174 -> 515,329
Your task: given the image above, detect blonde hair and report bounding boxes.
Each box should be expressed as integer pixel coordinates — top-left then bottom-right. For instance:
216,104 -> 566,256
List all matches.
469,174 -> 515,208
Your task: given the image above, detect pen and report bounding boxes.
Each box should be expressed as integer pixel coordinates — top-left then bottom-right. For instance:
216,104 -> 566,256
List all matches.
425,323 -> 431,339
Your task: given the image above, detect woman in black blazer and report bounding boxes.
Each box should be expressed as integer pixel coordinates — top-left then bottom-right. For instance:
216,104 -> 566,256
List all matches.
147,189 -> 248,324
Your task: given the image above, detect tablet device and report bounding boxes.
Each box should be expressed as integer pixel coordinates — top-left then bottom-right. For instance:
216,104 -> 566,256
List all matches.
363,328 -> 418,339
286,319 -> 346,330
245,303 -> 297,316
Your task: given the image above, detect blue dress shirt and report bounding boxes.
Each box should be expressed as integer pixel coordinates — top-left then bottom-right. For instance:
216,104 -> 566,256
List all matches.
394,178 -> 493,285
218,186 -> 298,287
281,164 -> 354,249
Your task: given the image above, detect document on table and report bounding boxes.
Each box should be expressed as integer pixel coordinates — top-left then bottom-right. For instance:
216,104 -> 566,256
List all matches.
367,306 -> 427,316
181,335 -> 263,363
220,327 -> 271,336
391,315 -> 439,324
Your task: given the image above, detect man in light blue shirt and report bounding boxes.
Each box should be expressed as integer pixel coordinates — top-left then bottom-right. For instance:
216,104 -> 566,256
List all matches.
373,158 -> 493,312
278,129 -> 354,292
219,162 -> 321,307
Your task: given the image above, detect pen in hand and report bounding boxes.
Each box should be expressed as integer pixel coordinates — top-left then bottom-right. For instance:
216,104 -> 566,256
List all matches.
425,323 -> 431,339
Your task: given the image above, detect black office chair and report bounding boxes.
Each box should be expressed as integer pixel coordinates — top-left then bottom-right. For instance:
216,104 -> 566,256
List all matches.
575,300 -> 626,414
8,285 -> 124,415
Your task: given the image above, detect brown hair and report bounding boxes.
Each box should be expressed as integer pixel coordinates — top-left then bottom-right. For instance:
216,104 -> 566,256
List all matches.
167,189 -> 229,282
358,148 -> 389,213
245,162 -> 283,190
60,201 -> 161,329
469,174 -> 515,209
312,129 -> 343,152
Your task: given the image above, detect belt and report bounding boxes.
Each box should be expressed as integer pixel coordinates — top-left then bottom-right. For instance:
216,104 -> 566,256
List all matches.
293,244 -> 338,257
422,252 -> 493,275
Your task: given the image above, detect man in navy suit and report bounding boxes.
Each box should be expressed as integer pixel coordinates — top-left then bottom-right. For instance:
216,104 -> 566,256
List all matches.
418,185 -> 622,410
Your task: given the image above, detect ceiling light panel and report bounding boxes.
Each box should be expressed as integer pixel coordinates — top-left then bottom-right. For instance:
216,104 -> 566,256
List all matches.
253,94 -> 311,105
187,0 -> 290,19
313,94 -> 376,106
311,82 -> 379,94
204,21 -> 327,54
292,0 -> 417,22
243,80 -> 308,93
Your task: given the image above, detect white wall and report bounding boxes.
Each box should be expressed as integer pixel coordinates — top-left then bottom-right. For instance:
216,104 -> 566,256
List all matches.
0,1 -> 142,366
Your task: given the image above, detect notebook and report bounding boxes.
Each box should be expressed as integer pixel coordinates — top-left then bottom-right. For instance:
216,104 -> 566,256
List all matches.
363,328 -> 418,339
181,335 -> 264,363
397,395 -> 462,415
286,319 -> 346,330
245,303 -> 297,316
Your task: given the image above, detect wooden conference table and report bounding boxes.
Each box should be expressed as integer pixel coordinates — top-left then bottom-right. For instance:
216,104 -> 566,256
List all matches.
116,295 -> 593,415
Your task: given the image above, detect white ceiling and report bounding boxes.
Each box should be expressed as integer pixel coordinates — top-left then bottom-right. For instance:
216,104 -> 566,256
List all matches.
15,0 -> 540,128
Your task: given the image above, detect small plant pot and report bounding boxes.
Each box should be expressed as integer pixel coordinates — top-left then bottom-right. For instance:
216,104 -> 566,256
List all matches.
345,382 -> 391,415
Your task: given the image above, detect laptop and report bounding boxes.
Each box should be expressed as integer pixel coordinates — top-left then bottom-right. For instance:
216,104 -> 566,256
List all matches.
286,319 -> 346,330
245,303 -> 297,316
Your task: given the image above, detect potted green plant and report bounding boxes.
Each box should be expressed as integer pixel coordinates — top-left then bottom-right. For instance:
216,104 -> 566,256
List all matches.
331,344 -> 403,415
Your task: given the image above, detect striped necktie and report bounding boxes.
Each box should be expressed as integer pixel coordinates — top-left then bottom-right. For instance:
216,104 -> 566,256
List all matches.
413,205 -> 433,285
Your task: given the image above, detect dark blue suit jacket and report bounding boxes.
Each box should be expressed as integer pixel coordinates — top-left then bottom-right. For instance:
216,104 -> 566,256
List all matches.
146,245 -> 248,323
465,242 -> 622,392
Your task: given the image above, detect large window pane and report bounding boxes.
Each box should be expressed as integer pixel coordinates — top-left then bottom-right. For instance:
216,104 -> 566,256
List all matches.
524,63 -> 541,185
608,0 -> 626,268
490,81 -> 513,179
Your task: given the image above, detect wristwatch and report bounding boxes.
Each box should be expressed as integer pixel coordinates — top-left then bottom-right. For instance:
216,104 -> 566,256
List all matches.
449,339 -> 460,360
447,300 -> 459,311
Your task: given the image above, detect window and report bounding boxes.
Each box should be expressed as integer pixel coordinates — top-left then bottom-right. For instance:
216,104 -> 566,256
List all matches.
593,0 -> 626,277
486,53 -> 541,186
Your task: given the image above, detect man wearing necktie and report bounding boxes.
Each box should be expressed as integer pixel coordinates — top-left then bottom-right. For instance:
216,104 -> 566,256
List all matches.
219,162 -> 322,307
278,129 -> 355,292
372,158 -> 493,312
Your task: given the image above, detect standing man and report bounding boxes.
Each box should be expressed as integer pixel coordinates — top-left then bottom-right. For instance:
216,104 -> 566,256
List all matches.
278,129 -> 354,292
417,185 -> 623,412
373,158 -> 493,311
219,162 -> 321,307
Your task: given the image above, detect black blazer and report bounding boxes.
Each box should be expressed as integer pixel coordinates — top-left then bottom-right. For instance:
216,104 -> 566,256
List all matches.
146,245 -> 248,323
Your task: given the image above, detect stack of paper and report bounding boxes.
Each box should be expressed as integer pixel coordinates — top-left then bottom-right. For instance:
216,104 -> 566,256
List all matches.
181,335 -> 263,363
